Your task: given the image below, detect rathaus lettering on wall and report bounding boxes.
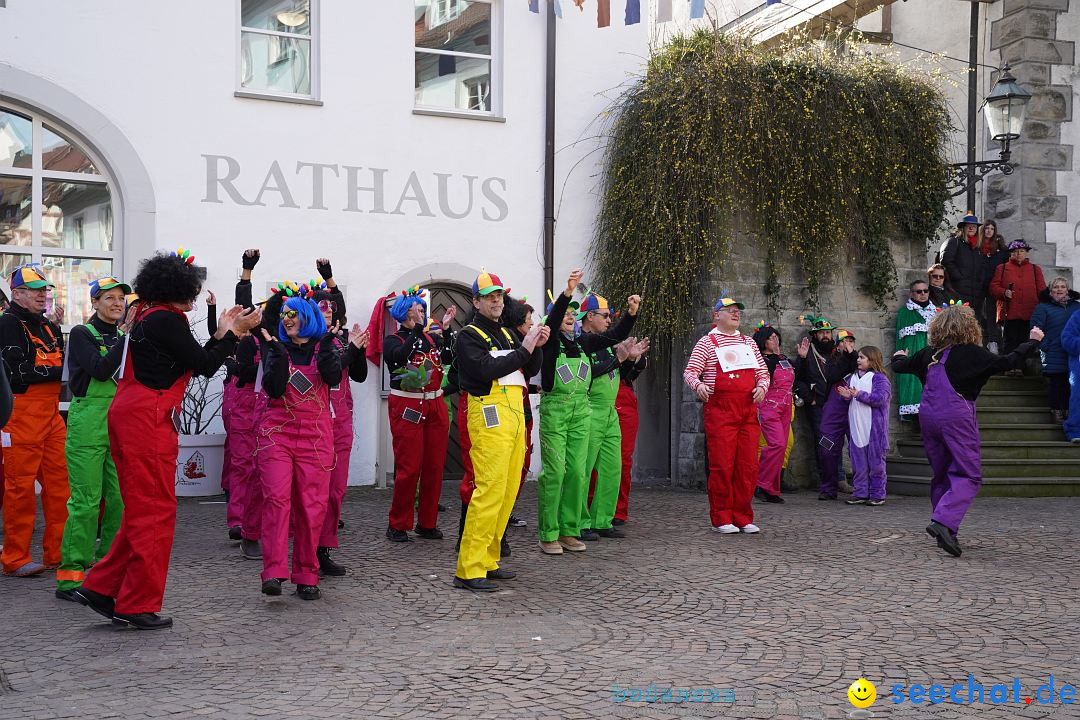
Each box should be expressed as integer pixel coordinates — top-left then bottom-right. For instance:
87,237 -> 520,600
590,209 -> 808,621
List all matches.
201,154 -> 509,221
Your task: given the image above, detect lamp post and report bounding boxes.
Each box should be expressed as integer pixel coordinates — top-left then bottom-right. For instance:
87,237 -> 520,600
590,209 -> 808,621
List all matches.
948,57 -> 1031,201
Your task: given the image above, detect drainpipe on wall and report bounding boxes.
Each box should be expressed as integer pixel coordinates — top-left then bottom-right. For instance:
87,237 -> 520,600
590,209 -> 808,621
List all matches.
543,0 -> 556,295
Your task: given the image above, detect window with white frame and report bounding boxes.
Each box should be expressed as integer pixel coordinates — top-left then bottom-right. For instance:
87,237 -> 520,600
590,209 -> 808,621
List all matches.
414,0 -> 499,115
239,0 -> 318,100
0,104 -> 117,329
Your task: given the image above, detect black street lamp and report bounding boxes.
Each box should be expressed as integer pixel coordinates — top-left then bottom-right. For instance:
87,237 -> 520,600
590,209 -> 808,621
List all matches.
948,62 -> 1031,200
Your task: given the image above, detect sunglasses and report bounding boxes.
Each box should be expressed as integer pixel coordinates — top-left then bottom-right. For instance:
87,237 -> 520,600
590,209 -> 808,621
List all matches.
912,289 -> 929,294
282,309 -> 299,319
317,300 -> 338,313
929,274 -> 945,279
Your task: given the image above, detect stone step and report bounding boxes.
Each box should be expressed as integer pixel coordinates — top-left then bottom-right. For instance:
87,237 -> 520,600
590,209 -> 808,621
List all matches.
978,424 -> 1067,442
895,439 -> 1080,460
886,473 -> 1080,498
983,375 -> 1047,392
977,406 -> 1056,424
976,390 -> 1049,408
887,456 -> 1080,479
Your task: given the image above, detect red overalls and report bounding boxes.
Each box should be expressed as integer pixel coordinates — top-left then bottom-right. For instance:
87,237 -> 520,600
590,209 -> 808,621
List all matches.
756,357 -> 795,495
1,322 -> 69,574
387,337 -> 448,532
613,382 -> 639,522
257,350 -> 333,586
320,337 -> 354,548
82,305 -> 190,614
702,336 -> 759,528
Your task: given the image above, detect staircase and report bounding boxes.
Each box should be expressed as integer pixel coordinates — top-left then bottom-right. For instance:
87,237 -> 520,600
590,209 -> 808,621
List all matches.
887,374 -> 1080,497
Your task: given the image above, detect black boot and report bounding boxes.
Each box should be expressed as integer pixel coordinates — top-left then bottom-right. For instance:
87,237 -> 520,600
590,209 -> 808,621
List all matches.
500,535 -> 511,558
416,526 -> 444,540
112,612 -> 173,630
317,547 -> 347,577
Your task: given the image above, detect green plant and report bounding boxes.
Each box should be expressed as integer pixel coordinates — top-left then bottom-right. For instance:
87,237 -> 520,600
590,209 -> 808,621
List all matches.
591,30 -> 952,357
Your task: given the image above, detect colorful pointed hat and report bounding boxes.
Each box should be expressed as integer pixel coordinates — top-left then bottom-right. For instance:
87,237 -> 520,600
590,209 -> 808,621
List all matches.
9,264 -> 53,290
472,269 -> 508,297
576,293 -> 610,320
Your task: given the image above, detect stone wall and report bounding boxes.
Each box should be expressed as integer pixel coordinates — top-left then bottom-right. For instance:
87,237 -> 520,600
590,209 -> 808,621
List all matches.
672,227 -> 929,489
987,0 -> 1076,279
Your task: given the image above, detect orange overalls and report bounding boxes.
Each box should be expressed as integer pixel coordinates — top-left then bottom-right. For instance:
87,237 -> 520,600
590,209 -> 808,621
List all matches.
1,322 -> 70,574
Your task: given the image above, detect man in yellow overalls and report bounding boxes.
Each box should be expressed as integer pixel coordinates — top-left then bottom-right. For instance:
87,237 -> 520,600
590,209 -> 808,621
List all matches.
0,264 -> 69,577
452,270 -> 548,592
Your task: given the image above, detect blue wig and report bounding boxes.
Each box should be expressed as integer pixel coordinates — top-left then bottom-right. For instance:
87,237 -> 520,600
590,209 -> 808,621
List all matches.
278,296 -> 327,342
390,293 -> 427,323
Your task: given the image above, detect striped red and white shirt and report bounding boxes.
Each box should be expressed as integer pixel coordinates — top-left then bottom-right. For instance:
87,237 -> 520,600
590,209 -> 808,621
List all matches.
684,328 -> 770,393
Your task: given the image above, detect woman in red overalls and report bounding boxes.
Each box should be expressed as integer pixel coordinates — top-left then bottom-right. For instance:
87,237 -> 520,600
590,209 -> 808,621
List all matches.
256,289 -> 343,599
752,322 -> 794,504
75,250 -> 261,630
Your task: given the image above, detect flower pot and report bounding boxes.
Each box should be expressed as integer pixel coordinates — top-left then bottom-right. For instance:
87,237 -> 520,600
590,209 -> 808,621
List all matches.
175,432 -> 226,497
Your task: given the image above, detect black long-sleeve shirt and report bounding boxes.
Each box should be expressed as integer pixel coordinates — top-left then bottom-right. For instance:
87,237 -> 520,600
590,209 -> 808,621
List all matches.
540,292 -> 637,392
128,306 -> 237,390
334,334 -> 368,384
581,310 -> 637,388
619,356 -> 648,388
383,324 -> 451,390
67,315 -> 124,397
260,335 -> 342,399
891,340 -> 1039,402
454,314 -> 541,398
0,302 -> 65,393
794,338 -> 838,405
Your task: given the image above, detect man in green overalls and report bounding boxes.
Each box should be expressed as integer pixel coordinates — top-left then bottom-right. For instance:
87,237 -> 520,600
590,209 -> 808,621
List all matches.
55,277 -> 130,601
536,270 -> 590,555
579,292 -> 640,540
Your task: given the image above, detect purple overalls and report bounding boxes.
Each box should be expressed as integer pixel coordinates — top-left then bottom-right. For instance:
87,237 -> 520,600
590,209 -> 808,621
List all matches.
816,385 -> 848,496
919,347 -> 982,534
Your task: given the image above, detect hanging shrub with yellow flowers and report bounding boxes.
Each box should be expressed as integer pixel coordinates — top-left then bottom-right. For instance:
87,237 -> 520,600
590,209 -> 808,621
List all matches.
591,29 -> 952,358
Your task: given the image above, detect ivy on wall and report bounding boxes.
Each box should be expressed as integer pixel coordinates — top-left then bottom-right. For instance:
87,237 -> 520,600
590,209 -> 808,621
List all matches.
591,30 -> 952,356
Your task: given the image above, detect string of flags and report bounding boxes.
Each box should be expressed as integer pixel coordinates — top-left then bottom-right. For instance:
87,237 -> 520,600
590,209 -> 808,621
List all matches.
526,0 -> 705,26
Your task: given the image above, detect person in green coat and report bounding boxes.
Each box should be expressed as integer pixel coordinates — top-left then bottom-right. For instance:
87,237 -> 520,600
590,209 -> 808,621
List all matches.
894,279 -> 936,421
578,291 -> 640,541
55,277 -> 130,600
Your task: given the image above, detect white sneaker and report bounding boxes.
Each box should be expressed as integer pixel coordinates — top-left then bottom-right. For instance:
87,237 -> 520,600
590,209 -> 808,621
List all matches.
739,524 -> 761,534
712,524 -> 740,534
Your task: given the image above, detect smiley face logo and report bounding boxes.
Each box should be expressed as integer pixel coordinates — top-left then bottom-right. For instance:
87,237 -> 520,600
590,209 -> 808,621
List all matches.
848,678 -> 876,708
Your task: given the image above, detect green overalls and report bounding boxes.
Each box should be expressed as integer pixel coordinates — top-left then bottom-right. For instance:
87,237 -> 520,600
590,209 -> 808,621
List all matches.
537,342 -> 592,542
583,346 -> 622,531
57,324 -> 123,591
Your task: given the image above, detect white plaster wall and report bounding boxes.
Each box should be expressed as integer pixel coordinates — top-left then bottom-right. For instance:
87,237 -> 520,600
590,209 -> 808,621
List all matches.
0,0 -> 654,484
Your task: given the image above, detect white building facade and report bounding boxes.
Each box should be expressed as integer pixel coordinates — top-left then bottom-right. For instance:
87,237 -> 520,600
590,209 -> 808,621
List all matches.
0,0 -> 656,486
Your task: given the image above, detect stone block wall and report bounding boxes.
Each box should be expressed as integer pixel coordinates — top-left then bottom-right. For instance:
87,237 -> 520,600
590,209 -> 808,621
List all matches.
672,226 -> 929,488
987,0 -> 1076,278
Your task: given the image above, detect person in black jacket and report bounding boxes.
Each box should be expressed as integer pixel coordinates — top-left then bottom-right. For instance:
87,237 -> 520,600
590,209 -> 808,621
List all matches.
0,264 -> 68,578
793,314 -> 835,490
452,270 -> 548,592
941,213 -> 987,323
927,264 -> 962,307
55,277 -> 130,601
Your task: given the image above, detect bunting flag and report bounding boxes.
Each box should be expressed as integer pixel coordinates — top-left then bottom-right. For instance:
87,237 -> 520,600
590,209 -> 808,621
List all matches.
657,0 -> 672,22
529,0 -> 539,12
690,0 -> 705,19
625,0 -> 640,24
598,0 -> 611,26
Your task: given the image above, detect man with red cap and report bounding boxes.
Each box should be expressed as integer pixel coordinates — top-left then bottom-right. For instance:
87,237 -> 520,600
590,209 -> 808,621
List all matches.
683,295 -> 769,533
0,264 -> 69,577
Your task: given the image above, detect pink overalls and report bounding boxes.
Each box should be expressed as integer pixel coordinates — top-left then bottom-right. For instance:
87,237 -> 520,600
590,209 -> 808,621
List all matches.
320,337 -> 354,548
756,356 -> 795,495
257,351 -> 334,586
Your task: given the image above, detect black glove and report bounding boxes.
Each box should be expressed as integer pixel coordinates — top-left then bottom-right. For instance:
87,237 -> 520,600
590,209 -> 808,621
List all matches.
242,250 -> 260,270
317,259 -> 333,281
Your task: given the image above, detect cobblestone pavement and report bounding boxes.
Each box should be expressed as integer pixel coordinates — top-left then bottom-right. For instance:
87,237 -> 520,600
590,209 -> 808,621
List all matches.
1,483 -> 1078,720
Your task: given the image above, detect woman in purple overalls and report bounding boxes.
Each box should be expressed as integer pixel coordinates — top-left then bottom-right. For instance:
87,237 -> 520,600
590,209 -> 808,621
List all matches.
892,304 -> 1043,557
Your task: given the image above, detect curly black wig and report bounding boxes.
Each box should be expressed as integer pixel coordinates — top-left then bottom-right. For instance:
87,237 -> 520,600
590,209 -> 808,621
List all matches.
501,295 -> 534,330
132,253 -> 203,304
